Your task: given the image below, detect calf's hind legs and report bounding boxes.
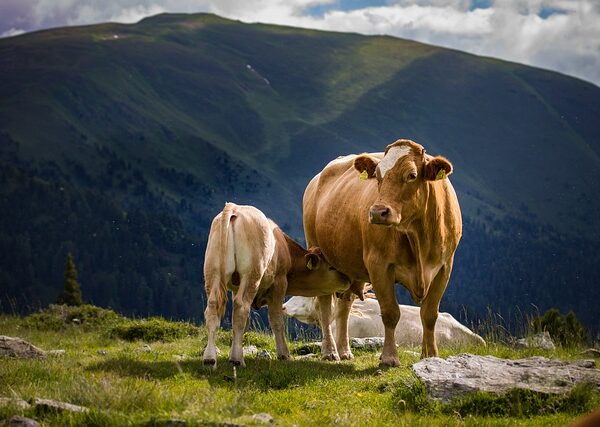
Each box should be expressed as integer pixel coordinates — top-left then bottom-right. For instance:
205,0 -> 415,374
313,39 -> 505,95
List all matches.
230,276 -> 260,367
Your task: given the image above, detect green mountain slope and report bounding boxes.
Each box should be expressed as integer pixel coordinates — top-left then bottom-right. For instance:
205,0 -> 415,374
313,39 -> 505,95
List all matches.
1,13 -> 599,332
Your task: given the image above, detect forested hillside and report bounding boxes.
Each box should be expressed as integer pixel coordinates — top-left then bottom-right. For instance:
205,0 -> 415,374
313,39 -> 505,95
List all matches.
0,13 -> 598,332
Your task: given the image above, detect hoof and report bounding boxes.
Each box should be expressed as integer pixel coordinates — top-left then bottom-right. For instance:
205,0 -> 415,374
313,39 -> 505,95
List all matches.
379,356 -> 400,368
278,354 -> 291,360
339,352 -> 354,360
229,359 -> 245,367
203,358 -> 216,366
321,352 -> 340,362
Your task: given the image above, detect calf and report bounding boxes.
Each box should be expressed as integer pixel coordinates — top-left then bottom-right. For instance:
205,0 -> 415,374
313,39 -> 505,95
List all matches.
283,295 -> 486,348
202,202 -> 350,368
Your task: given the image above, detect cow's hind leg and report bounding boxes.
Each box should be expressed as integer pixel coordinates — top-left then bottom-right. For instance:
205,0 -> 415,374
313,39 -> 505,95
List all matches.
318,294 -> 340,361
230,275 -> 260,367
203,275 -> 226,369
268,275 -> 290,360
335,287 -> 360,360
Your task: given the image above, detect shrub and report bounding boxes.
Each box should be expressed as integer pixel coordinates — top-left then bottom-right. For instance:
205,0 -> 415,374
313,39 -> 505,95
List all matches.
109,317 -> 199,342
22,304 -> 124,331
531,308 -> 588,347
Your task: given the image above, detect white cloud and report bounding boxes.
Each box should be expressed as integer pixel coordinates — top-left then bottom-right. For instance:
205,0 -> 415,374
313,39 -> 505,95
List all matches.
0,28 -> 26,38
0,0 -> 598,86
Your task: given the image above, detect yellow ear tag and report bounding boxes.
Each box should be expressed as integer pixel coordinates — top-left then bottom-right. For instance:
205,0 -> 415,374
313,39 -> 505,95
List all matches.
435,169 -> 447,180
306,259 -> 313,270
359,170 -> 369,181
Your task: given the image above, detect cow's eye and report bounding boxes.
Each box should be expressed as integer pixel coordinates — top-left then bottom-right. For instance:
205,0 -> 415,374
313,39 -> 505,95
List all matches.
407,172 -> 417,182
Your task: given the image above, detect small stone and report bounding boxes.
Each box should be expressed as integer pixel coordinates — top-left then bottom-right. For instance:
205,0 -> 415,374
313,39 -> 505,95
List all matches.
46,350 -> 65,357
71,318 -> 81,324
374,369 -> 384,376
252,413 -> 274,424
515,332 -> 555,351
0,398 -> 31,409
296,353 -> 317,359
32,398 -> 89,414
142,344 -> 151,352
257,350 -> 272,360
174,353 -> 186,361
580,348 -> 600,358
97,350 -> 108,356
350,337 -> 385,350
242,345 -> 258,356
6,415 -> 41,427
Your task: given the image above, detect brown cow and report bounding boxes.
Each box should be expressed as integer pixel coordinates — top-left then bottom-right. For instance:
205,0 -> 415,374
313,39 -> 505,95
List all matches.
202,202 -> 350,368
303,139 -> 462,366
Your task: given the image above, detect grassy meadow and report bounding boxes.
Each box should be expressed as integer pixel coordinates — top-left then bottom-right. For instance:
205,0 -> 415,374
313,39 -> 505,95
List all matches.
1,306 -> 598,426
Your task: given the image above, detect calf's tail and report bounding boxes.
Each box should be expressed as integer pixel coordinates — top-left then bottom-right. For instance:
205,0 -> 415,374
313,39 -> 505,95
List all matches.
220,202 -> 236,287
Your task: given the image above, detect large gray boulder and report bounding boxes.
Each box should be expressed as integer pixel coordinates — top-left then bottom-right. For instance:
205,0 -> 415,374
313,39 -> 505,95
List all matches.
413,354 -> 600,402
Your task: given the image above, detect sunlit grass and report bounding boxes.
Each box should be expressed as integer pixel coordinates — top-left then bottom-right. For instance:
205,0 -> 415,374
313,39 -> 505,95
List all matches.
0,313 -> 597,426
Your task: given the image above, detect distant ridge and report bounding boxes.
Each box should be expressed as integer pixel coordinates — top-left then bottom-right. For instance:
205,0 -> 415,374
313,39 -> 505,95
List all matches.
1,13 -> 599,332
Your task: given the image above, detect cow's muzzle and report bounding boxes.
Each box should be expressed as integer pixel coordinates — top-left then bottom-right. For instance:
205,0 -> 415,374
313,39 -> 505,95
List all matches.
369,204 -> 396,225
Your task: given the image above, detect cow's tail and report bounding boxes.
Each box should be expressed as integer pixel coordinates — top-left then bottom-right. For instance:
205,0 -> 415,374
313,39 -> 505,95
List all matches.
219,202 -> 236,287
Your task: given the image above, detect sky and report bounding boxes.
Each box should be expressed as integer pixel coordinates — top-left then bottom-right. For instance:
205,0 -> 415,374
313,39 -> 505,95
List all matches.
0,0 -> 598,87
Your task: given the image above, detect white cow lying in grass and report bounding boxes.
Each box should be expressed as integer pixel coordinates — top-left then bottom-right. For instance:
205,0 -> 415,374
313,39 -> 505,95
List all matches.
283,295 -> 486,348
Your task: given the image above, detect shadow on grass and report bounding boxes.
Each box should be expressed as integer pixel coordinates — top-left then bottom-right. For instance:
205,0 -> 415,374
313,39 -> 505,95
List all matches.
87,356 -> 383,391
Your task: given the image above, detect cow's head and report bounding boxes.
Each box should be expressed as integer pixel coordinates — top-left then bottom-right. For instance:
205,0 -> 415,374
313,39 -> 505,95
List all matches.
354,139 -> 453,227
303,246 -> 351,291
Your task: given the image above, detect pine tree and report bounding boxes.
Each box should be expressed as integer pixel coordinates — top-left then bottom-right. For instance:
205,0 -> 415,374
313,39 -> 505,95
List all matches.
57,252 -> 83,306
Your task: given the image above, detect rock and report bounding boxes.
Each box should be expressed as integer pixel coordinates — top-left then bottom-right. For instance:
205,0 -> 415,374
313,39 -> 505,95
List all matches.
580,348 -> 600,358
514,331 -> 555,350
242,345 -> 258,356
46,350 -> 65,357
294,342 -> 322,355
97,350 -> 108,356
257,350 -> 272,360
32,398 -> 89,414
350,337 -> 384,350
142,344 -> 151,352
71,318 -> 81,324
0,336 -> 46,359
164,419 -> 186,426
296,353 -> 317,359
0,398 -> 31,409
413,354 -> 600,402
4,416 -> 41,427
252,413 -> 274,424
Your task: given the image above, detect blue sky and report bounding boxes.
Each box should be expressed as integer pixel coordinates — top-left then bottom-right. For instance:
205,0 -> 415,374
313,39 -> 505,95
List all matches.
1,1 -> 598,86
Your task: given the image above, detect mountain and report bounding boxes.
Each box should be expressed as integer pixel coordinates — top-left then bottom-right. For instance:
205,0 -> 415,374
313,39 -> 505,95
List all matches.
1,13 -> 599,333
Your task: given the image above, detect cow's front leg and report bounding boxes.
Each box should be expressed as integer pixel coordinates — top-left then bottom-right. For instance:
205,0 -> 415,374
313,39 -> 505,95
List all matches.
203,277 -> 226,369
369,267 -> 399,367
268,276 -> 290,360
420,264 -> 451,358
334,288 -> 359,360
230,277 -> 260,366
318,294 -> 340,361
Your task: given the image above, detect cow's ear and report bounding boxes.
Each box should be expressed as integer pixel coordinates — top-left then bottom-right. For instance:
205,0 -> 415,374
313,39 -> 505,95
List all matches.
305,253 -> 320,270
423,156 -> 453,181
354,155 -> 378,180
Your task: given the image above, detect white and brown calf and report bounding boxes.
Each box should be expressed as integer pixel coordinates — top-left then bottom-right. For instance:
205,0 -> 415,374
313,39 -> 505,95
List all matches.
202,202 -> 350,368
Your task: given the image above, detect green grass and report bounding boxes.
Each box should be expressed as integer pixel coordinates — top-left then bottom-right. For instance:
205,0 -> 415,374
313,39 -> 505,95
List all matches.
1,313 -> 597,426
